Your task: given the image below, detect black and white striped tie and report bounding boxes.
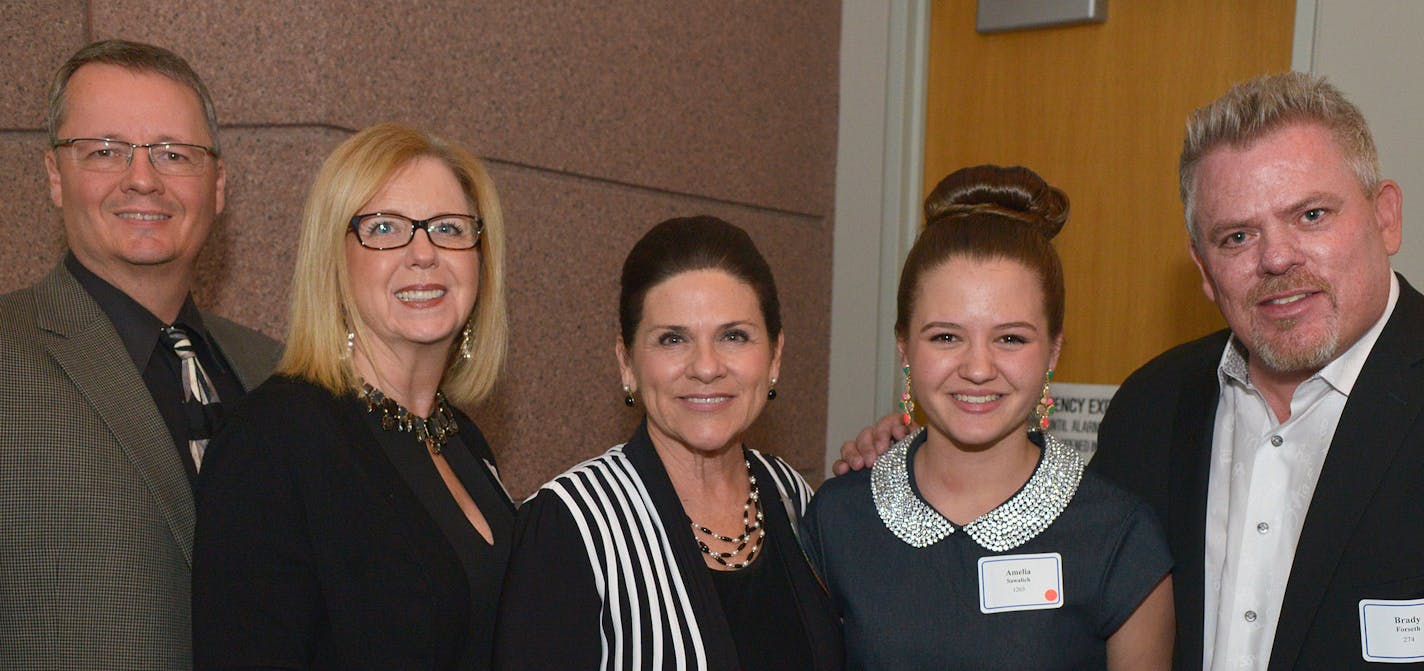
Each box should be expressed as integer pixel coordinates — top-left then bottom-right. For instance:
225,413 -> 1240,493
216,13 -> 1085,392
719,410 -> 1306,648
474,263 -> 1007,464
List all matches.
161,325 -> 222,471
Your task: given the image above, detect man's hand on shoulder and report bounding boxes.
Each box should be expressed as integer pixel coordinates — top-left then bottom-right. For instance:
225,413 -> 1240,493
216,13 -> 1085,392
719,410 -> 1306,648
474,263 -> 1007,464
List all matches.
832,412 -> 914,475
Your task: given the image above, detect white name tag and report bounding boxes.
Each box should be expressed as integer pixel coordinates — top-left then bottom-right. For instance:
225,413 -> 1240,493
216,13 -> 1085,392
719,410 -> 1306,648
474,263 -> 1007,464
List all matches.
1359,598 -> 1424,663
978,552 -> 1063,614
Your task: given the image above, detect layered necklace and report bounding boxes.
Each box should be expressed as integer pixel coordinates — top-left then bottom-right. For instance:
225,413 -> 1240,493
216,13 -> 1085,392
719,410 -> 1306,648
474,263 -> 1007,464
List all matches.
689,458 -> 765,569
360,382 -> 459,455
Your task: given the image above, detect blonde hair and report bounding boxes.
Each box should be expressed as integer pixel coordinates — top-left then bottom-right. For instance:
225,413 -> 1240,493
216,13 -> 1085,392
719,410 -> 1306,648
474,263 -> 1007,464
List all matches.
1180,71 -> 1379,240
278,123 -> 508,406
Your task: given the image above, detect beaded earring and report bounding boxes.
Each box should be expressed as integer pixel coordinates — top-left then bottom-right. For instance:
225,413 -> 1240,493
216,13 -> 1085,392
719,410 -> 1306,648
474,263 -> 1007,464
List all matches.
768,377 -> 778,401
343,330 -> 355,360
1034,369 -> 1056,432
623,385 -> 636,407
459,322 -> 475,360
899,364 -> 914,426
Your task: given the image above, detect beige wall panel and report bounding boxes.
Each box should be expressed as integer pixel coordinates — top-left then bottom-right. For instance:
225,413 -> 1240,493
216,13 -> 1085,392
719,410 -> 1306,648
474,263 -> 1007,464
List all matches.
924,1 -> 1294,384
0,3 -> 839,487
0,1 -> 85,127
474,164 -> 830,496
89,1 -> 839,215
190,127 -> 350,338
0,135 -> 67,290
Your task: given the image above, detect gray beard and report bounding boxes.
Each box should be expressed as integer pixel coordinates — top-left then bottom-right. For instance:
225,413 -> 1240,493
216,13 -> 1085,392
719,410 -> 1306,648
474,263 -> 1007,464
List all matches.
1246,317 -> 1340,374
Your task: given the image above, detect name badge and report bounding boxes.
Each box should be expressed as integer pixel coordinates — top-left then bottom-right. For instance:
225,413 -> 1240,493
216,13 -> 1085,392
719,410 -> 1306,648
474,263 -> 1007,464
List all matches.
978,552 -> 1063,614
1360,598 -> 1424,663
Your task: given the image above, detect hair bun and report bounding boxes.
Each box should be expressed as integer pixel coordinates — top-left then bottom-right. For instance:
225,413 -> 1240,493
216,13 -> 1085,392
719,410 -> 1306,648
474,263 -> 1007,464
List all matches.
923,165 -> 1068,239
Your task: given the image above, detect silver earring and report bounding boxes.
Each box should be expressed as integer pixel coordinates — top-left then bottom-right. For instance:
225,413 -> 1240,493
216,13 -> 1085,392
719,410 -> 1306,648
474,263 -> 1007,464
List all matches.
343,330 -> 355,360
459,322 -> 475,360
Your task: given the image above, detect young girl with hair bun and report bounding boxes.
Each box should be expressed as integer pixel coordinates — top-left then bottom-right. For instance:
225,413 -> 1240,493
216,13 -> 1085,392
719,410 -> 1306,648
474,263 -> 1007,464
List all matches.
802,165 -> 1174,670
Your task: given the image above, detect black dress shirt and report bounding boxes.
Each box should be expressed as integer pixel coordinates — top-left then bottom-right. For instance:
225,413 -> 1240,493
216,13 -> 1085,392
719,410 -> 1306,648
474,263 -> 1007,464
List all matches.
66,253 -> 246,483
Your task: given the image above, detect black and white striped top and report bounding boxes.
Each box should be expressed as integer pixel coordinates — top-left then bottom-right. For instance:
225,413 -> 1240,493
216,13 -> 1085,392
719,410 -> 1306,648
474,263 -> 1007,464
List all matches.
493,423 -> 842,671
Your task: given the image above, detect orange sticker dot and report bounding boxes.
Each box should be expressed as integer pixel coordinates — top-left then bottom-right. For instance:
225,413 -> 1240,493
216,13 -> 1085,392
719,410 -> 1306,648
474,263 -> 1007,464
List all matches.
1044,589 -> 1058,601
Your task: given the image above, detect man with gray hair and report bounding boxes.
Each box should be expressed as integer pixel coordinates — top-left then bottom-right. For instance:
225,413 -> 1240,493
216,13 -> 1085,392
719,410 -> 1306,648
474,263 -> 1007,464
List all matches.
1095,72 -> 1423,669
0,40 -> 277,669
839,71 -> 1422,669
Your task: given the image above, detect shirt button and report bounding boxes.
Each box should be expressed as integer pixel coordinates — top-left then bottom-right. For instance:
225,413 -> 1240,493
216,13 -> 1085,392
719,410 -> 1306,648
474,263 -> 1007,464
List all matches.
1257,522 -> 1270,534
1245,610 -> 1258,622
1270,435 -> 1284,447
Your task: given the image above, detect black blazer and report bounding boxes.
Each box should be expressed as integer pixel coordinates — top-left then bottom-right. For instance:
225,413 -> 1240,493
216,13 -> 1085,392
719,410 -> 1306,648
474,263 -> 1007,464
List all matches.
494,422 -> 842,670
193,376 -> 515,671
1093,274 -> 1424,670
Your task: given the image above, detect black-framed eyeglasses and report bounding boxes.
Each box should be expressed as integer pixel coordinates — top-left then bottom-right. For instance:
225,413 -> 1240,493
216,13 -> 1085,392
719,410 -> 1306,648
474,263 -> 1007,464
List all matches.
348,212 -> 484,250
52,138 -> 219,176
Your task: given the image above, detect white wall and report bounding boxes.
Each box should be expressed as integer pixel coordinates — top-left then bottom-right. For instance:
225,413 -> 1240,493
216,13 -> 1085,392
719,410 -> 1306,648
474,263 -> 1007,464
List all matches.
824,1 -> 929,475
1299,0 -> 1424,284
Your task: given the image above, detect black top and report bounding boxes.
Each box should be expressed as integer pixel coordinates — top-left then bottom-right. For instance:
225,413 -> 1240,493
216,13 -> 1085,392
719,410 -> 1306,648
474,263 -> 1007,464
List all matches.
67,252 -> 245,483
195,376 -> 516,671
493,421 -> 843,671
363,412 -> 514,665
802,431 -> 1171,671
709,534 -> 817,671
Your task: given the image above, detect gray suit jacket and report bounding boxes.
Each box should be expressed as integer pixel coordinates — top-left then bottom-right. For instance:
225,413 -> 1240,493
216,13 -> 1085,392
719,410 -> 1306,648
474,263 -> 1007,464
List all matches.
0,262 -> 279,671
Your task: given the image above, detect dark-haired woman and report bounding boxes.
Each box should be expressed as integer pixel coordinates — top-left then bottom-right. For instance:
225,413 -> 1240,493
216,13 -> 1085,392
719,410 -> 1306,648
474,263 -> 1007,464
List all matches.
493,216 -> 842,670
801,166 -> 1173,670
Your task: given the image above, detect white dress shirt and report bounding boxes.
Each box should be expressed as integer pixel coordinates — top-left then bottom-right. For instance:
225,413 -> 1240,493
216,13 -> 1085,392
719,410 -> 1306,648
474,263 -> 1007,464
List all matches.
1202,274 -> 1399,670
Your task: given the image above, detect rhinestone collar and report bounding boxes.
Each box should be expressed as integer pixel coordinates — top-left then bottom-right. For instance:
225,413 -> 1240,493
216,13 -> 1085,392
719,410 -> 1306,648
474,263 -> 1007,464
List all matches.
871,428 -> 1084,551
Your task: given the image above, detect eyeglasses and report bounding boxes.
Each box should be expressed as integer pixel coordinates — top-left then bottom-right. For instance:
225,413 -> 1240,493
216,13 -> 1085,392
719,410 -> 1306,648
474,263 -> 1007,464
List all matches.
52,138 -> 219,176
348,212 -> 484,250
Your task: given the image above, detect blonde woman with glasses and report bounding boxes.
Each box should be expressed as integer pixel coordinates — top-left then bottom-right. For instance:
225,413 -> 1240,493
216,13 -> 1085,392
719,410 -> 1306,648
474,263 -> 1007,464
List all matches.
194,123 -> 513,671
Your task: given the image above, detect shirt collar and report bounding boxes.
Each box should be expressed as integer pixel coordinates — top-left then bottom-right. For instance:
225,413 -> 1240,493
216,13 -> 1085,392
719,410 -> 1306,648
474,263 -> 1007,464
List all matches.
1217,272 -> 1400,396
65,252 -> 209,371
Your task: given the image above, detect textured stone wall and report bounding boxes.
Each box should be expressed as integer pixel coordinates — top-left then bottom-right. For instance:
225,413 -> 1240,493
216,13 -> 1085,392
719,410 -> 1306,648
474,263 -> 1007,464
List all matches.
0,1 -> 840,496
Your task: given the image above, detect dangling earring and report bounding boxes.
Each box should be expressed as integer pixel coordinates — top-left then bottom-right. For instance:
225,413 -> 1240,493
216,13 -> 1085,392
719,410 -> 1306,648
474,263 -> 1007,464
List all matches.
1034,369 -> 1055,432
623,385 -> 636,407
343,329 -> 355,360
767,377 -> 778,401
459,321 -> 475,360
900,364 -> 914,426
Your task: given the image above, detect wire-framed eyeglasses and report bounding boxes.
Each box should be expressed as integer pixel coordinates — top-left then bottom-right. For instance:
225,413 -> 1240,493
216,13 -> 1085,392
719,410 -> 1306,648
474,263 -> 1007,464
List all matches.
52,138 -> 218,176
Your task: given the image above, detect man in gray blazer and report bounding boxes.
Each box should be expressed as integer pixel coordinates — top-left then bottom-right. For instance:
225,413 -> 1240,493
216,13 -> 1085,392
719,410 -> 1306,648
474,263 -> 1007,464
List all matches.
0,40 -> 279,670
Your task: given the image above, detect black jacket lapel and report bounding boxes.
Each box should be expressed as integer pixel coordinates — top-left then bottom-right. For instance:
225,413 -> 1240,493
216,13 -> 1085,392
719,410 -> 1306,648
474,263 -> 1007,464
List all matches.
1269,276 -> 1424,670
621,423 -> 741,670
1169,333 -> 1225,671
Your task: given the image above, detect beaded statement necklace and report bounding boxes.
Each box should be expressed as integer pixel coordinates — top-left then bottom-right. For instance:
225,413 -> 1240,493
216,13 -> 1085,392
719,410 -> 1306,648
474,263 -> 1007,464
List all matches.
689,458 -> 766,569
360,382 -> 459,455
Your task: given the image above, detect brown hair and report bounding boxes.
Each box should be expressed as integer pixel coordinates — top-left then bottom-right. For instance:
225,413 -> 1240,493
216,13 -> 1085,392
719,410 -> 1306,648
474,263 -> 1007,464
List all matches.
1179,71 -> 1378,240
896,165 -> 1068,339
619,215 -> 781,345
47,39 -> 221,153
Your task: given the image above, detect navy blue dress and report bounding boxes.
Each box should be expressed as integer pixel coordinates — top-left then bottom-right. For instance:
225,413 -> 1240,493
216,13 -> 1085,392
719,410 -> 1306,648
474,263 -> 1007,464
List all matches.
801,431 -> 1170,670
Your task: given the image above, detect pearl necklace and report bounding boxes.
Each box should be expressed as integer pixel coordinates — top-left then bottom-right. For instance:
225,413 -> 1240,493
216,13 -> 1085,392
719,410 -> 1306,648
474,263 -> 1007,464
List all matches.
689,458 -> 765,569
